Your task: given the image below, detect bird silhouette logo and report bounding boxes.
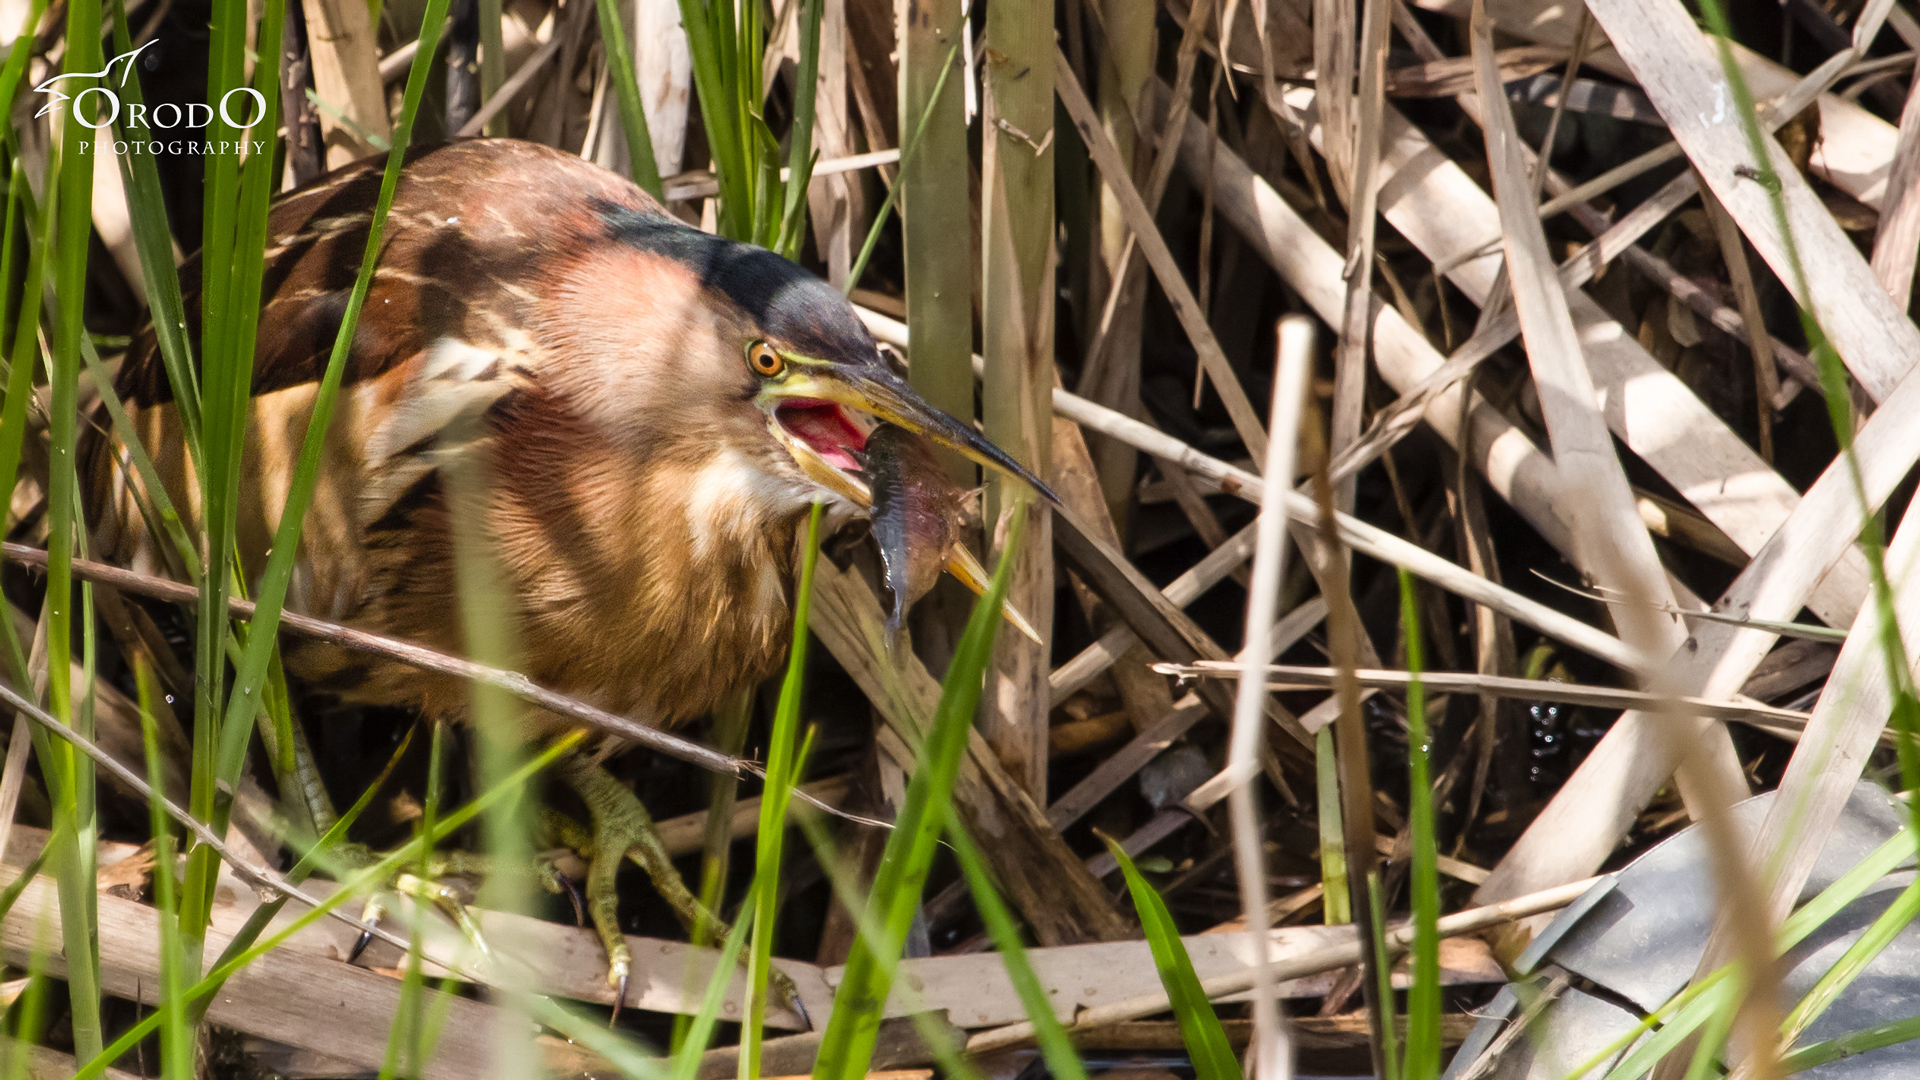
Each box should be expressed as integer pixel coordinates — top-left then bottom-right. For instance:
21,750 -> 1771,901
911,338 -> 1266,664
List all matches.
32,39 -> 156,120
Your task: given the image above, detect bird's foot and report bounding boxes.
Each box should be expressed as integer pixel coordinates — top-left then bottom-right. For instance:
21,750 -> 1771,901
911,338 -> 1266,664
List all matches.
345,869 -> 487,966
555,761 -> 808,1027
340,848 -> 585,965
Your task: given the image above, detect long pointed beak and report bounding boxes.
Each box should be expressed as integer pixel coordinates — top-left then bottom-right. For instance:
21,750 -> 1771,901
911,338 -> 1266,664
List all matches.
776,366 -> 1062,504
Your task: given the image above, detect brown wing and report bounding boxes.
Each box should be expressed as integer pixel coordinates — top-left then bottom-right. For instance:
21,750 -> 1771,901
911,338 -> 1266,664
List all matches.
113,138 -> 664,410
79,138 -> 666,620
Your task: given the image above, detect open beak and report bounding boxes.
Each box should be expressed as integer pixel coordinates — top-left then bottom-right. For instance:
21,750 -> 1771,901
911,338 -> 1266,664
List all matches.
764,364 -> 1060,503
761,364 -> 1052,645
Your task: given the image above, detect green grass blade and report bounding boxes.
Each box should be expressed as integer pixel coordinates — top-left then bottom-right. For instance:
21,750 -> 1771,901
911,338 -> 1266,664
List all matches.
135,660 -> 191,1080
1694,0 -> 1920,837
478,0 -> 506,136
181,0 -> 292,969
811,502 -> 1028,1080
1102,834 -> 1240,1080
213,0 -> 453,792
1782,826 -> 1916,949
105,0 -> 203,468
1780,1014 -> 1920,1072
1398,570 -> 1441,1079
773,0 -> 823,258
1560,830 -> 1919,1080
675,0 -> 747,238
794,813 -> 989,1080
742,503 -> 824,1078
380,720 -> 451,1080
74,328 -> 199,579
1781,875 -> 1920,1044
442,397 -> 539,1079
184,724 -> 417,1031
1681,994 -> 1735,1080
1366,872 -> 1401,1080
376,890 -> 432,1080
3,945 -> 50,1080
591,0 -> 663,196
42,0 -> 106,1053
672,690 -> 752,1056
528,996 -> 672,1079
0,160 -> 39,529
1591,976 -> 1738,1080
0,842 -> 49,927
949,817 -> 1090,1080
0,0 -> 50,123
671,874 -> 763,1080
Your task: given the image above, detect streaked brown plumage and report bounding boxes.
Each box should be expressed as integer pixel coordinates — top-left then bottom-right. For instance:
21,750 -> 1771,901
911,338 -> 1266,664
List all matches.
80,138 -> 1047,994
86,138 -> 1034,731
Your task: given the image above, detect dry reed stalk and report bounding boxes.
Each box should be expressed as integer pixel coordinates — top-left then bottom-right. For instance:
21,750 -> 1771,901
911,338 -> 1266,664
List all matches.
1720,505 -> 1920,964
808,558 -> 1135,945
1048,413 -> 1179,734
300,0 -> 388,163
1227,317 -> 1314,1078
1145,73 -> 1911,919
1046,697 -> 1208,829
979,0 -> 1055,799
1560,0 -> 1919,405
807,0 -> 854,284
1154,82 -> 1582,568
0,862 -> 514,1079
896,0 -> 970,484
1469,0 -> 1688,676
1312,0 -> 1355,202
1330,0 -> 1387,513
1055,48 -> 1270,461
1276,85 -> 1872,631
1700,184 -> 1781,463
1870,68 -> 1920,306
1164,663 -> 1816,725
1079,0 -> 1155,529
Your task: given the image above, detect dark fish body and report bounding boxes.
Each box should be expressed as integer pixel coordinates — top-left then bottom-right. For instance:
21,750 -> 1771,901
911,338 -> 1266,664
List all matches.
866,424 -> 968,637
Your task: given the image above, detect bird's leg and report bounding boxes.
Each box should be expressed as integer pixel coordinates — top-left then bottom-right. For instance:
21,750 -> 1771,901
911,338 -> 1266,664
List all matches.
559,757 -> 715,1006
554,759 -> 807,1025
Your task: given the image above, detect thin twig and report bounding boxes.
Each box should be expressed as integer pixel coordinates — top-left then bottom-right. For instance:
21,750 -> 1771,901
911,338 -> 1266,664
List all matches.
1156,662 -> 1814,725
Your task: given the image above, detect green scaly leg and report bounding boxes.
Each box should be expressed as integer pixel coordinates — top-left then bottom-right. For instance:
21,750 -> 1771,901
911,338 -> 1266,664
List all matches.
554,757 -> 807,1026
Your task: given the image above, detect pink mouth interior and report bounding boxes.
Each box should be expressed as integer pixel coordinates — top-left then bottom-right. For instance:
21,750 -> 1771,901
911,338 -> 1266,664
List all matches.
778,401 -> 869,471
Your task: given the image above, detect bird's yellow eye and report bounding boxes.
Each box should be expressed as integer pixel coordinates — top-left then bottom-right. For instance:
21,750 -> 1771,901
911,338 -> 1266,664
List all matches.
747,340 -> 785,377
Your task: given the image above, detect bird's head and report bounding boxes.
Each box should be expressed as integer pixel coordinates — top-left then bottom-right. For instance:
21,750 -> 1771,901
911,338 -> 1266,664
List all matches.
546,205 -> 1052,632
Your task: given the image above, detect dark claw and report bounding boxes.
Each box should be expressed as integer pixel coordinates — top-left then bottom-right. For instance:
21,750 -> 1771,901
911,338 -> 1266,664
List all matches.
789,988 -> 812,1030
609,972 -> 629,1028
557,872 -> 586,927
348,927 -> 374,964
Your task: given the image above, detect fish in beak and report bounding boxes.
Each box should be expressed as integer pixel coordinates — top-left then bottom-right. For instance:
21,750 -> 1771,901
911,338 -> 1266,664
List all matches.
760,359 -> 1052,644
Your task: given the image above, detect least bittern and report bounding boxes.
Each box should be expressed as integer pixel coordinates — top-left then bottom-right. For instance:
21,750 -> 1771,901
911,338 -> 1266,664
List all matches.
79,139 -> 1049,1004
